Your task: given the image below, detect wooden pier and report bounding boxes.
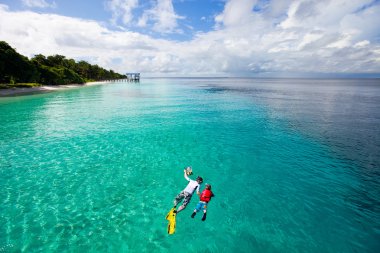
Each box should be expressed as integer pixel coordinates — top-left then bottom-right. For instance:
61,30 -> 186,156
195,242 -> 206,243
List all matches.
126,73 -> 140,82
104,73 -> 140,83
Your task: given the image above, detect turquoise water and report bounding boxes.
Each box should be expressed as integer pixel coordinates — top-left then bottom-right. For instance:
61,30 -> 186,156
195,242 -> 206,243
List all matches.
0,78 -> 379,252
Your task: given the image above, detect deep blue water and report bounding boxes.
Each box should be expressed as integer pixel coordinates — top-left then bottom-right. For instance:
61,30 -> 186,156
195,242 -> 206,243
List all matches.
0,78 -> 379,252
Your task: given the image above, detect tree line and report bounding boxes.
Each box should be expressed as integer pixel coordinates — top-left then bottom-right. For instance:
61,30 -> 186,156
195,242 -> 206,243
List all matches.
0,41 -> 126,86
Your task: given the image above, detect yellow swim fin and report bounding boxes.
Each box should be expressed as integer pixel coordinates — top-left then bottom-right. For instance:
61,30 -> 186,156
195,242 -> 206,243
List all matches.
165,207 -> 176,234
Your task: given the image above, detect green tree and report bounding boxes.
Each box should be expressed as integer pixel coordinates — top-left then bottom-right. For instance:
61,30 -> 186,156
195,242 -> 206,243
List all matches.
47,55 -> 66,67
31,54 -> 49,66
1,40 -> 126,86
0,41 -> 39,83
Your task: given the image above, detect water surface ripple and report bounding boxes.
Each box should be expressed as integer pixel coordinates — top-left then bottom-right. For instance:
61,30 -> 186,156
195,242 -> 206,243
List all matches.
0,78 -> 379,252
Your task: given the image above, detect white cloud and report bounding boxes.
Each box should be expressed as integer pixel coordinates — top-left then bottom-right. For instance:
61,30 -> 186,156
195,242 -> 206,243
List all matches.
326,33 -> 353,49
0,0 -> 379,77
22,0 -> 56,8
106,0 -> 184,34
354,40 -> 370,48
215,0 -> 257,28
106,0 -> 138,25
137,0 -> 184,33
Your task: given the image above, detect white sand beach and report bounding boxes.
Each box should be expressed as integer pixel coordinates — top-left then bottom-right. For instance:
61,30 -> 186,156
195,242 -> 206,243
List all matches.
0,81 -> 106,97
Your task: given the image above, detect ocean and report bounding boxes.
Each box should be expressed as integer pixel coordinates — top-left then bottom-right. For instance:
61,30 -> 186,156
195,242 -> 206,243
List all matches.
0,78 -> 379,252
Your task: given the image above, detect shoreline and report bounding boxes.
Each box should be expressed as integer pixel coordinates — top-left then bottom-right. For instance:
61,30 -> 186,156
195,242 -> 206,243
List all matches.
0,81 -> 107,97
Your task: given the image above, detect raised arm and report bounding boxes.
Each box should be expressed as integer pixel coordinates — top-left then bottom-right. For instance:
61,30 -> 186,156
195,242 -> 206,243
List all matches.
184,170 -> 190,181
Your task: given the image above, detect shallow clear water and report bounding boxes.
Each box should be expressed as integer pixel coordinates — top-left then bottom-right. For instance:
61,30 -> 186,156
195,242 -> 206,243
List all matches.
0,78 -> 379,252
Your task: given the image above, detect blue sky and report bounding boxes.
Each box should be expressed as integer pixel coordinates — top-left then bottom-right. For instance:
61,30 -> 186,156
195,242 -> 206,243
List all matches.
0,0 -> 225,40
0,0 -> 379,77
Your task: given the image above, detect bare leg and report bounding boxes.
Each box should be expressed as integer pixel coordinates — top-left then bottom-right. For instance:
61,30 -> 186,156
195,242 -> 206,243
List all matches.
202,210 -> 207,221
177,204 -> 186,213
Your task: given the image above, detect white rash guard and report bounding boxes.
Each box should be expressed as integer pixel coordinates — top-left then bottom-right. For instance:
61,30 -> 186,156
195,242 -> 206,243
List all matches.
183,174 -> 200,195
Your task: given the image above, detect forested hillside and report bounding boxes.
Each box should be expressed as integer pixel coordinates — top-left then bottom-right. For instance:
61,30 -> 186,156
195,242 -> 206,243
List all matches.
0,41 -> 126,86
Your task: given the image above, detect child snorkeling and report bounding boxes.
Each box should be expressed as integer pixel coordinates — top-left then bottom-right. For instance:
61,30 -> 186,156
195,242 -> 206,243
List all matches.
191,183 -> 214,221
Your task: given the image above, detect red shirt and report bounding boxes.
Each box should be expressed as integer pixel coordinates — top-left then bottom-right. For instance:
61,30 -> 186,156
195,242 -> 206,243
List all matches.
200,189 -> 214,202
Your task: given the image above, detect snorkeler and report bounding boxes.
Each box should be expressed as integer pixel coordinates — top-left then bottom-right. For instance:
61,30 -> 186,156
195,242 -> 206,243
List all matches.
191,183 -> 214,221
173,169 -> 203,213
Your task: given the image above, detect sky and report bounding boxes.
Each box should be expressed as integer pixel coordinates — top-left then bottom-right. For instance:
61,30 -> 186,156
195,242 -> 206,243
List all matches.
0,0 -> 379,77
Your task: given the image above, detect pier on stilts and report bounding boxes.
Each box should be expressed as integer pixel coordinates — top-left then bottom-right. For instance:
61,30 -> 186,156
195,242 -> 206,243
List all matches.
105,73 -> 140,83
126,73 -> 140,82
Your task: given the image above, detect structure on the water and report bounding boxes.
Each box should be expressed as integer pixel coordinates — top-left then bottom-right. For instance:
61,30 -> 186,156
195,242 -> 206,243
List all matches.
104,73 -> 140,82
126,73 -> 140,82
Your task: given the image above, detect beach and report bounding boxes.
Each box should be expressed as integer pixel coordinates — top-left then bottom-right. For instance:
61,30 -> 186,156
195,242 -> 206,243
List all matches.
0,81 -> 106,97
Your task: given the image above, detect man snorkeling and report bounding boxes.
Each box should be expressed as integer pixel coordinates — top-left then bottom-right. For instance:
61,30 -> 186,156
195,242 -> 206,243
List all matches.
173,168 -> 203,213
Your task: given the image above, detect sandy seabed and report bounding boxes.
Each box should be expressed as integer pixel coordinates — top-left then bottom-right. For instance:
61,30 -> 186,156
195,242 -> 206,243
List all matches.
0,81 -> 106,97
